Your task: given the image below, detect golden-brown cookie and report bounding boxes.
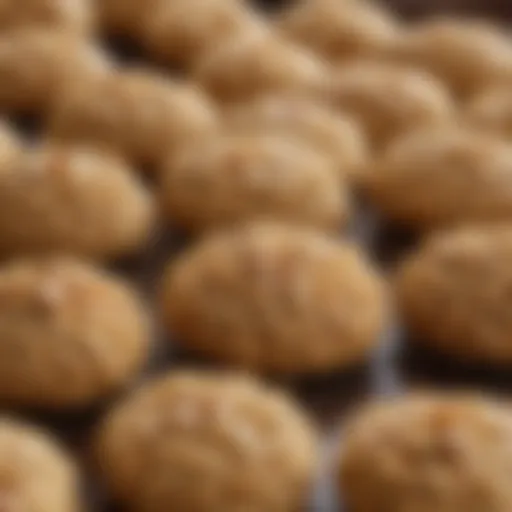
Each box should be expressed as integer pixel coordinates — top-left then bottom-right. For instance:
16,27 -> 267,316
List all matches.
0,143 -> 154,260
224,94 -> 369,181
396,226 -> 512,365
0,0 -> 94,34
0,417 -> 81,511
363,126 -> 512,231
330,61 -> 454,148
277,0 -> 399,63
141,0 -> 264,69
0,28 -> 110,115
465,86 -> 512,138
96,371 -> 318,512
194,32 -> 330,102
0,28 -> 110,114
340,393 -> 512,512
49,68 -> 218,171
0,256 -> 149,408
160,134 -> 350,233
161,223 -> 387,374
388,18 -> 512,99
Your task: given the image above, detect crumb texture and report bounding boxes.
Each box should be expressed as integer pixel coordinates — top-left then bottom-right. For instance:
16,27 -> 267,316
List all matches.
340,394 -> 512,512
96,371 -> 318,512
162,223 -> 386,373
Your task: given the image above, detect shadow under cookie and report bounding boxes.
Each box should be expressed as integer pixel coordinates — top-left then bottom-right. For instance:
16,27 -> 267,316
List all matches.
279,364 -> 373,427
370,220 -> 420,267
168,344 -> 372,402
11,113 -> 42,140
102,35 -> 146,65
398,338 -> 512,393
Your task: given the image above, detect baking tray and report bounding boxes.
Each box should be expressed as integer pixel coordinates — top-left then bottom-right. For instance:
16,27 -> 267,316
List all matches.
6,1 -> 512,510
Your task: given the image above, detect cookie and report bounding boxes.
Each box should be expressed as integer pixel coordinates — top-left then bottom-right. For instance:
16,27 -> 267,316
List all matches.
331,61 -> 454,148
396,226 -> 512,364
194,32 -> 330,103
0,143 -> 154,260
160,134 -> 350,233
465,86 -> 512,138
49,68 -> 218,171
224,94 -> 369,181
0,256 -> 150,408
277,0 -> 399,63
389,18 -> 512,99
0,0 -> 94,34
96,371 -> 318,512
141,0 -> 263,69
339,393 -> 512,512
0,417 -> 81,511
0,28 -> 110,114
363,127 -> 512,231
161,223 -> 387,374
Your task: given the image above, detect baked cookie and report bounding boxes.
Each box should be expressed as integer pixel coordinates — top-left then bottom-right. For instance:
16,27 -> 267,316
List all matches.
0,143 -> 154,260
194,32 -> 330,102
141,0 -> 264,69
96,371 -> 318,512
340,393 -> 512,512
0,28 -> 110,115
277,0 -> 399,63
331,61 -> 454,148
49,68 -> 218,171
0,417 -> 81,511
396,226 -> 512,365
363,127 -> 512,231
0,256 -> 150,408
0,119 -> 23,167
0,0 -> 94,34
224,94 -> 369,181
465,86 -> 512,138
389,18 -> 512,99
161,223 -> 387,374
160,134 -> 350,233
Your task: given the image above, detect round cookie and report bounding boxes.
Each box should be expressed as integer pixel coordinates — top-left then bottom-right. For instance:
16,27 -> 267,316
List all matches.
465,86 -> 512,138
0,143 -> 154,260
141,0 -> 264,69
224,94 -> 369,181
0,119 -> 23,167
160,134 -> 350,233
389,18 -> 512,99
49,68 -> 218,171
193,32 -> 330,103
396,226 -> 512,365
95,371 -> 318,512
0,256 -> 150,408
330,61 -> 454,149
0,28 -> 110,115
362,126 -> 512,231
0,0 -> 94,34
277,0 -> 399,63
0,417 -> 81,511
161,223 -> 387,374
339,393 -> 512,512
